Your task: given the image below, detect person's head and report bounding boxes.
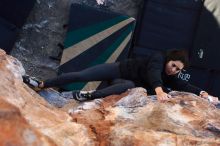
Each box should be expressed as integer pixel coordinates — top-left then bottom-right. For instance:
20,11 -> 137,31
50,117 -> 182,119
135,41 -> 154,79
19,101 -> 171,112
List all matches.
165,49 -> 189,75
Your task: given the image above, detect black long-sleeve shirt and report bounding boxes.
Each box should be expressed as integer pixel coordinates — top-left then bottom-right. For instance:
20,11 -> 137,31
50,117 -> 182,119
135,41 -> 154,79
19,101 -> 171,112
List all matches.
119,52 -> 202,95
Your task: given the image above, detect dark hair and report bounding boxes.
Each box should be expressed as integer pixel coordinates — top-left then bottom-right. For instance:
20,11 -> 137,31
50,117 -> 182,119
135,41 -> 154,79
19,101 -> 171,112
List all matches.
165,49 -> 189,68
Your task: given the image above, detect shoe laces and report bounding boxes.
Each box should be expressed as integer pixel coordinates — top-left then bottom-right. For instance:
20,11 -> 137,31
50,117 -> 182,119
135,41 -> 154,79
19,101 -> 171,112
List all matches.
79,91 -> 92,99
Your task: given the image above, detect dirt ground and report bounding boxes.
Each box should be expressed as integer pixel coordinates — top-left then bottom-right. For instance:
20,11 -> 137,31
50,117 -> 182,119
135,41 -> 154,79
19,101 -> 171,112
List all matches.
10,0 -> 143,80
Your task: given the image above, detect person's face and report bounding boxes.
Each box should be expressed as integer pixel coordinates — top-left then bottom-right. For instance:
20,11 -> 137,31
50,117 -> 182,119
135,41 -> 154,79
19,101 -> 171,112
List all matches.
165,60 -> 184,75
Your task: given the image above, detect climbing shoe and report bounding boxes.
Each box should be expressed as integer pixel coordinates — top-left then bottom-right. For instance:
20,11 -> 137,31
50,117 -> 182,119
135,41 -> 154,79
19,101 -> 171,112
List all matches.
73,90 -> 94,102
22,75 -> 42,91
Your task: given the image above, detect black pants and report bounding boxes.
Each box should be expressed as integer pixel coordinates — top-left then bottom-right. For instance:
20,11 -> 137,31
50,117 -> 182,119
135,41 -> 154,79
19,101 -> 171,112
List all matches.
44,63 -> 135,98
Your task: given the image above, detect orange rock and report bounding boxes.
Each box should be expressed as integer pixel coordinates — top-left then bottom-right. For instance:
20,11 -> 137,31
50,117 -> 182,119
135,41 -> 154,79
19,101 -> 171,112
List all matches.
0,98 -> 56,146
0,49 -> 94,146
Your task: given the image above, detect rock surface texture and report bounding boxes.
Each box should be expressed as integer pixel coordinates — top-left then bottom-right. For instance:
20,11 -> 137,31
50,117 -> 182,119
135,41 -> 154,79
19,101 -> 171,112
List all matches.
1,49 -> 220,145
0,49 -> 92,146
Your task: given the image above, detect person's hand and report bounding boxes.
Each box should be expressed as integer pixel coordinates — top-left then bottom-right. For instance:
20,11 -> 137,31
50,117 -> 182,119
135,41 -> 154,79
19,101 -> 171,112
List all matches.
156,91 -> 171,101
200,91 -> 220,105
200,91 -> 209,99
155,87 -> 171,102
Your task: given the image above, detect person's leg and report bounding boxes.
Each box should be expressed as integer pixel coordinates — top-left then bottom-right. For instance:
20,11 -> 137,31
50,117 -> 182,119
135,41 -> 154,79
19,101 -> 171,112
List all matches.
43,63 -> 120,88
66,79 -> 135,101
91,79 -> 135,98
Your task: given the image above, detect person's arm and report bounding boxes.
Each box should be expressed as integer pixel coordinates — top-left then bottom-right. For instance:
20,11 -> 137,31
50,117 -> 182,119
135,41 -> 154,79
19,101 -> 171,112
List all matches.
145,53 -> 164,89
169,77 -> 219,104
143,53 -> 170,101
155,87 -> 171,101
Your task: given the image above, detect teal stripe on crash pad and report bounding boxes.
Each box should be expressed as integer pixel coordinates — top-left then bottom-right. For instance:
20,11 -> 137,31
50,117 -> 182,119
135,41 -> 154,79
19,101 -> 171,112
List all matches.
62,25 -> 133,91
64,15 -> 129,48
62,82 -> 86,91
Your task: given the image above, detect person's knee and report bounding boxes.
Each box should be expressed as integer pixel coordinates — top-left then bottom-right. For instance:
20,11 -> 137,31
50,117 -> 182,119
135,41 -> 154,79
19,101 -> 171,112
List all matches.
125,80 -> 135,88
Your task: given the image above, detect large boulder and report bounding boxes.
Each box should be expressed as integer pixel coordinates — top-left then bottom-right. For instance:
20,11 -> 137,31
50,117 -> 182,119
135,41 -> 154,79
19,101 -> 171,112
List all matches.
0,98 -> 56,146
70,88 -> 220,145
0,49 -> 220,145
0,49 -> 93,145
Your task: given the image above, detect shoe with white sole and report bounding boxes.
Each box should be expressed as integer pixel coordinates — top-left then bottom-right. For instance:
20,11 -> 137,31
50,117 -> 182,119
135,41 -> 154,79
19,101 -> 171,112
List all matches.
22,75 -> 42,91
72,91 -> 94,102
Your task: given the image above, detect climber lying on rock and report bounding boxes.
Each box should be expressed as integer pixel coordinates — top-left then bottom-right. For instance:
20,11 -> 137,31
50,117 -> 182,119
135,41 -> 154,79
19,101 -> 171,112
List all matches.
22,49 -> 219,104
